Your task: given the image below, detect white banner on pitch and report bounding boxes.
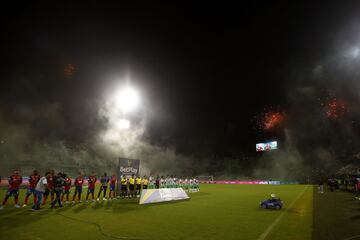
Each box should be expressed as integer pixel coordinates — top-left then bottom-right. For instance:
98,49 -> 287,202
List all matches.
139,188 -> 190,204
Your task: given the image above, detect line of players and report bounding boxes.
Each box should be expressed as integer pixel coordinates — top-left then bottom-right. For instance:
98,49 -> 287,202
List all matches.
149,175 -> 200,191
0,169 -> 200,210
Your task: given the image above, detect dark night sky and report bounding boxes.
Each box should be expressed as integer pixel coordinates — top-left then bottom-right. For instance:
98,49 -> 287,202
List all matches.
1,2 -> 360,157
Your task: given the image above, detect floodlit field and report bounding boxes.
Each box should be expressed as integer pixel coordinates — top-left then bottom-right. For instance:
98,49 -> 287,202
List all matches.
0,184 -> 314,240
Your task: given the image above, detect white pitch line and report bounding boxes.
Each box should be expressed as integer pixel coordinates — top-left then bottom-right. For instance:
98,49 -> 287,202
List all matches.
256,185 -> 309,240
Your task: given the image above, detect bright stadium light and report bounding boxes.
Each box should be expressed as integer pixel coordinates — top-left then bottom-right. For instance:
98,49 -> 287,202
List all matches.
116,119 -> 130,130
114,86 -> 140,113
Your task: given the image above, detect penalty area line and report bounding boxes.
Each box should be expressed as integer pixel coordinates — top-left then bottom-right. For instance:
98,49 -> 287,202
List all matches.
256,185 -> 309,240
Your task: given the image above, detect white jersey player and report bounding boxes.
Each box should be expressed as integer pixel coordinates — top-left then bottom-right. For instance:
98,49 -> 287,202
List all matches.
160,176 -> 165,188
179,177 -> 183,188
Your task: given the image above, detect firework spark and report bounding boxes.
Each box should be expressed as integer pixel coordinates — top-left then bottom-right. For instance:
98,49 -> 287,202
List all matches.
263,112 -> 285,130
255,107 -> 285,131
324,97 -> 347,120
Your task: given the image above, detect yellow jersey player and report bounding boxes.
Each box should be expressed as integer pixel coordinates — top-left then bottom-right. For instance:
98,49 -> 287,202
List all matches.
135,176 -> 142,197
128,175 -> 135,198
120,175 -> 127,198
141,176 -> 149,190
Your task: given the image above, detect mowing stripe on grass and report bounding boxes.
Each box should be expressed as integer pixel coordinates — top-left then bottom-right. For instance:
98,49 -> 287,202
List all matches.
56,212 -> 143,240
256,185 -> 309,240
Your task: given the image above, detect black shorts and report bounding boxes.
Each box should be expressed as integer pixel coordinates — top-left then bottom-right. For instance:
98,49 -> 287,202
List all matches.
142,185 -> 148,189
44,188 -> 54,196
121,185 -> 127,191
136,184 -> 141,190
129,185 -> 135,191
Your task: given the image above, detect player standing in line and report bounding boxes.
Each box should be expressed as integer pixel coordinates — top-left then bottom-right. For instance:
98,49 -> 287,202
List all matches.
164,175 -> 168,188
141,176 -> 148,190
162,176 -> 166,188
194,177 -> 200,191
0,170 -> 23,209
148,175 -> 154,189
184,177 -> 189,192
61,174 -> 72,204
160,176 -> 165,188
151,175 -> 156,189
42,170 -> 55,205
166,175 -> 171,188
128,174 -> 135,198
155,176 -> 160,189
31,172 -> 49,211
72,173 -> 84,203
169,175 -> 173,188
108,173 -> 117,200
172,175 -> 178,188
179,176 -> 183,189
172,175 -> 176,188
23,170 -> 40,207
86,172 -> 97,202
164,176 -> 168,188
189,177 -> 194,192
97,173 -> 109,201
135,175 -> 142,197
51,172 -> 65,208
120,175 -> 128,198
168,175 -> 172,188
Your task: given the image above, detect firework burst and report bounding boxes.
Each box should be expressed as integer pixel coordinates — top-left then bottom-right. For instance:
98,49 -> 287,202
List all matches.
323,97 -> 348,120
255,107 -> 286,131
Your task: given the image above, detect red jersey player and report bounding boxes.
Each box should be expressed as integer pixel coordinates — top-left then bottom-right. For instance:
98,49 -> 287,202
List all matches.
109,173 -> 117,200
42,170 -> 55,205
0,170 -> 23,209
61,174 -> 72,204
72,174 -> 84,203
23,170 -> 40,207
86,173 -> 97,202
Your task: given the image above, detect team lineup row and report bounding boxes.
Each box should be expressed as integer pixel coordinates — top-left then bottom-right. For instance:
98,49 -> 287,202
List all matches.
0,169 -> 200,211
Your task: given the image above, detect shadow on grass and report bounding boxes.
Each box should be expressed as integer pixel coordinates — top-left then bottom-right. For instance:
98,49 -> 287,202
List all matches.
91,201 -> 104,210
105,201 -> 113,209
55,206 -> 71,213
114,199 -> 139,204
72,203 -> 88,213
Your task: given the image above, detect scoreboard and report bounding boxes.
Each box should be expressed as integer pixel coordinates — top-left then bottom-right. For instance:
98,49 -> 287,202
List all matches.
256,141 -> 278,152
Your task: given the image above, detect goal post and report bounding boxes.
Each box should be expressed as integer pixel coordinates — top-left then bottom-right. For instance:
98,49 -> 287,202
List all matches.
196,176 -> 214,183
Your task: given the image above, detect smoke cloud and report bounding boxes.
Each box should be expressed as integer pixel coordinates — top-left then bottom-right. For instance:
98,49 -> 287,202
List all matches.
0,90 -> 201,178
253,34 -> 360,181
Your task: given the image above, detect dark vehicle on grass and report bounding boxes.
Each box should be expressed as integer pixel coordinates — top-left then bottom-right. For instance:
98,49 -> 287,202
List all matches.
260,194 -> 283,210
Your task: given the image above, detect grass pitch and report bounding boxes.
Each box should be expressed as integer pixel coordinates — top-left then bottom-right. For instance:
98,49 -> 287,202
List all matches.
0,184 -> 313,240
